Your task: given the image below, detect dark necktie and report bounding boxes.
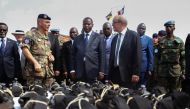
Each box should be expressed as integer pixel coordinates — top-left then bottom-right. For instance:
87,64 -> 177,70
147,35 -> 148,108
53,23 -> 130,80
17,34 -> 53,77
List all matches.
114,33 -> 121,66
0,38 -> 5,54
84,33 -> 89,47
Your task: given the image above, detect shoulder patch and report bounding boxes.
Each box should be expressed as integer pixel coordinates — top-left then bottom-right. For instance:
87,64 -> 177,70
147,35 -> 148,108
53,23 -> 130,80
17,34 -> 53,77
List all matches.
24,38 -> 30,44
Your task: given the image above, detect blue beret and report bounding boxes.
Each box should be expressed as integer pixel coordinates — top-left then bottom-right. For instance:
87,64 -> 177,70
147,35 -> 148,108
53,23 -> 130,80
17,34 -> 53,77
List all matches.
50,28 -> 60,32
164,20 -> 175,26
37,14 -> 51,20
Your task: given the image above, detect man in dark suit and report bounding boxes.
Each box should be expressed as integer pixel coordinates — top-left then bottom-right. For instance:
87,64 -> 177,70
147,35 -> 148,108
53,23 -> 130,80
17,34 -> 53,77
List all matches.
61,27 -> 78,79
108,15 -> 141,89
102,22 -> 114,80
0,22 -> 21,86
48,29 -> 61,82
71,17 -> 105,83
183,33 -> 190,95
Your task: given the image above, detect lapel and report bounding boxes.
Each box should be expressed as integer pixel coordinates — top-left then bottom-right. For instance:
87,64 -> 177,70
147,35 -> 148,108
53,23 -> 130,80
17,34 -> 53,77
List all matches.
112,35 -> 118,57
4,38 -> 11,54
87,31 -> 96,48
81,33 -> 85,44
120,29 -> 129,51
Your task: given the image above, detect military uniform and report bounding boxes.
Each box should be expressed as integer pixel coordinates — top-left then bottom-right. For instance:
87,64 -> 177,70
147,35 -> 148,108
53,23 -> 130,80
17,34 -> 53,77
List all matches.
157,36 -> 185,92
21,29 -> 54,87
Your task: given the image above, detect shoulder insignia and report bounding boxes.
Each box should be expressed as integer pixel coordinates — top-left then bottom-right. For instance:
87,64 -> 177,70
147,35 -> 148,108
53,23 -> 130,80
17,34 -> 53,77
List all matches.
24,38 -> 30,44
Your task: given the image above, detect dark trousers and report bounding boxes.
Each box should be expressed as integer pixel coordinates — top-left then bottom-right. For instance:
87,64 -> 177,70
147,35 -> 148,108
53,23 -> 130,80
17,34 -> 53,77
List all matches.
54,73 -> 65,84
109,67 -> 122,84
109,67 -> 138,89
0,71 -> 13,87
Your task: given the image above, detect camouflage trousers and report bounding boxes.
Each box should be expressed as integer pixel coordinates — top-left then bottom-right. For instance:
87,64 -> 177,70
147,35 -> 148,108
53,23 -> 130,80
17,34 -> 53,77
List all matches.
157,76 -> 181,93
26,76 -> 55,89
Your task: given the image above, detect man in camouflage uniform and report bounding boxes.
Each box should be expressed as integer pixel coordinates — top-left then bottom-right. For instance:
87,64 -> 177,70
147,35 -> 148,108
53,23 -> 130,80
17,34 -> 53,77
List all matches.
21,14 -> 55,88
157,20 -> 185,93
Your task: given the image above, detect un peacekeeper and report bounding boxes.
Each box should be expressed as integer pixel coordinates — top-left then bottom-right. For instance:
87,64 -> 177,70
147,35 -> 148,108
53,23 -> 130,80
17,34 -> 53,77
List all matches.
157,20 -> 185,93
21,14 -> 55,88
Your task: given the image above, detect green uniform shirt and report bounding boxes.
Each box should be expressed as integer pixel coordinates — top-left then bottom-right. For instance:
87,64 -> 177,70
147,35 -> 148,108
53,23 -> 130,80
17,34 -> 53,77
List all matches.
21,30 -> 54,78
157,36 -> 185,77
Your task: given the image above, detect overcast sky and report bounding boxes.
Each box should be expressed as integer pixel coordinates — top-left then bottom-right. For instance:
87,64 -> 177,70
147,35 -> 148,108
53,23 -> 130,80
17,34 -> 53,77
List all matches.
0,0 -> 190,41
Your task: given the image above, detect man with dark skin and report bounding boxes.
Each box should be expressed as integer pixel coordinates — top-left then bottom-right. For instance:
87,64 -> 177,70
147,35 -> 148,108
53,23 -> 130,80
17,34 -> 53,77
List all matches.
70,27 -> 78,41
71,17 -> 105,83
102,22 -> 114,78
61,27 -> 79,80
137,23 -> 153,92
0,23 -> 21,86
157,20 -> 185,93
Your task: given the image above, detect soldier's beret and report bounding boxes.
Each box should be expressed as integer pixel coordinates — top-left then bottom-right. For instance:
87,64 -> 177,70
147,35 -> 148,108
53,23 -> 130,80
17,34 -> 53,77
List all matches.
50,28 -> 60,32
164,20 -> 175,26
37,14 -> 51,20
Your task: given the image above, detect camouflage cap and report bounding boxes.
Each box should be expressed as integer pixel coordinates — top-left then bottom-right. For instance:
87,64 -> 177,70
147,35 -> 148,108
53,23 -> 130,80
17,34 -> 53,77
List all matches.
37,14 -> 51,20
164,20 -> 175,26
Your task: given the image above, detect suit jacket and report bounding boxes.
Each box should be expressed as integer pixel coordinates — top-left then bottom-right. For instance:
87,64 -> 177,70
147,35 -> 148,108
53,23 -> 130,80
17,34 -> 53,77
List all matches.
104,34 -> 114,75
185,33 -> 190,79
109,29 -> 141,84
48,34 -> 61,71
0,38 -> 21,78
72,31 -> 105,80
61,40 -> 73,73
140,35 -> 154,72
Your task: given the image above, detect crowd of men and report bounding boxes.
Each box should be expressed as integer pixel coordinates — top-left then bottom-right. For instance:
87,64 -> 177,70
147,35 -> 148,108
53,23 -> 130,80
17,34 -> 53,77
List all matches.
0,13 -> 190,108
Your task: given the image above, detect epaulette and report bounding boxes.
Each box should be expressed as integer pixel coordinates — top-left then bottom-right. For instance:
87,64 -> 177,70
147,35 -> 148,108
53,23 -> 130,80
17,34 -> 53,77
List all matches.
174,36 -> 183,43
25,31 -> 33,37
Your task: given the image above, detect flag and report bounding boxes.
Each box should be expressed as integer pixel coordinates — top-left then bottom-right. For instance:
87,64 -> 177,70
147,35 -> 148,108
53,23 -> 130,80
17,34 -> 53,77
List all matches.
118,6 -> 125,15
106,11 -> 112,21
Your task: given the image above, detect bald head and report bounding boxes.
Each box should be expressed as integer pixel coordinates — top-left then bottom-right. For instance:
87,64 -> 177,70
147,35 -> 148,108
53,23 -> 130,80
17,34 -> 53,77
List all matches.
137,23 -> 146,36
69,27 -> 78,39
113,15 -> 127,25
103,22 -> 112,29
112,15 -> 127,32
103,22 -> 112,37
